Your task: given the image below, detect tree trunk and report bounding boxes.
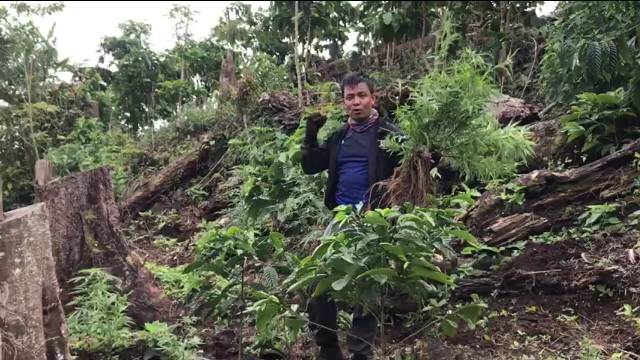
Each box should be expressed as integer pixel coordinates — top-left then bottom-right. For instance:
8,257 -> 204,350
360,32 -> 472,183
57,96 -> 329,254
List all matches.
35,160 -> 55,188
0,178 -> 3,222
122,137 -> 227,219
462,138 -> 640,246
36,167 -> 173,326
420,12 -> 427,51
305,12 -> 312,85
294,1 -> 304,108
489,95 -> 540,125
0,203 -> 71,360
219,50 -> 238,97
386,42 -> 391,70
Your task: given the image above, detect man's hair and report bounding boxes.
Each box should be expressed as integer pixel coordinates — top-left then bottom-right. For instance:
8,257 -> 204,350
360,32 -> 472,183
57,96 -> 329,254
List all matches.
340,72 -> 375,97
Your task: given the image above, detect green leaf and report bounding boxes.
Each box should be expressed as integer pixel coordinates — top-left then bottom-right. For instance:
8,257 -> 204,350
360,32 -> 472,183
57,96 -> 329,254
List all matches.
457,303 -> 487,327
382,12 -> 393,25
269,232 -> 285,252
313,276 -> 338,297
440,316 -> 459,337
332,276 -> 352,291
381,243 -> 407,261
451,229 -> 499,253
256,302 -> 280,332
287,273 -> 318,293
411,266 -> 453,285
356,268 -> 397,285
364,211 -> 389,226
247,198 -> 272,219
412,258 -> 440,271
312,242 -> 332,259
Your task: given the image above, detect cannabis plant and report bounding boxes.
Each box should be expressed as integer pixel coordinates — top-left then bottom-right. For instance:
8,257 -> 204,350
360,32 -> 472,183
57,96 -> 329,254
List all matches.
67,268 -> 135,356
382,49 -> 534,205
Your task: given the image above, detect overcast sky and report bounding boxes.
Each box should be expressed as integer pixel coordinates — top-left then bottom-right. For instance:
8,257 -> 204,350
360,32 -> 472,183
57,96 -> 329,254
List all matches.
5,1 -> 267,66
3,1 -> 558,67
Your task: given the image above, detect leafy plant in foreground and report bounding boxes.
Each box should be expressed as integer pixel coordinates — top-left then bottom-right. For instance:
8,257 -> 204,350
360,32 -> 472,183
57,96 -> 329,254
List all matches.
287,204 -> 485,338
226,126 -> 330,232
185,224 -> 287,355
67,268 -> 202,359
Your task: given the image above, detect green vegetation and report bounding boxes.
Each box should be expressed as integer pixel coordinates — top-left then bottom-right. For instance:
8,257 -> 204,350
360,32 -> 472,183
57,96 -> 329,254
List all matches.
3,1 -> 640,358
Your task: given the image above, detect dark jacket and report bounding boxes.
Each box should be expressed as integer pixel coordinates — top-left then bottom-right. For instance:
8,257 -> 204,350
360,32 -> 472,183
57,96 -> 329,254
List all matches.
301,117 -> 402,210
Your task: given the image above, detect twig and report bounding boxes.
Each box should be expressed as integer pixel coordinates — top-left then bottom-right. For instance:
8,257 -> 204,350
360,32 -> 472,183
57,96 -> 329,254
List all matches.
238,258 -> 246,360
196,151 -> 227,188
520,36 -> 539,99
617,349 -> 640,359
539,101 -> 558,117
521,269 -> 562,275
387,318 -> 440,352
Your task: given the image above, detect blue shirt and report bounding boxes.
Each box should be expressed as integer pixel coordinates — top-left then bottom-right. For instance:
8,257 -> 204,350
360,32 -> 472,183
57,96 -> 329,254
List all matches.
335,127 -> 375,206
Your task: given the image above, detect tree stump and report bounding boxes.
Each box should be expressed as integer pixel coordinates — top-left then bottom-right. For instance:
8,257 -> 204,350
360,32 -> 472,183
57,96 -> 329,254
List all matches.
34,160 -> 55,188
36,167 -> 173,325
0,203 -> 71,360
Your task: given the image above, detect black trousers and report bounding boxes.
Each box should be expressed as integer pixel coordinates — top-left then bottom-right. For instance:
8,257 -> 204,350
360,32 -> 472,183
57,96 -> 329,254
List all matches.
308,294 -> 377,359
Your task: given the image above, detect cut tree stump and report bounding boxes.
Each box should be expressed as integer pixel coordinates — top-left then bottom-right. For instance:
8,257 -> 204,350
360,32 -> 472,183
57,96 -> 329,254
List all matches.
34,160 -> 55,188
462,138 -> 640,246
36,167 -> 173,325
36,167 -> 130,283
122,137 -> 227,220
0,203 -> 71,360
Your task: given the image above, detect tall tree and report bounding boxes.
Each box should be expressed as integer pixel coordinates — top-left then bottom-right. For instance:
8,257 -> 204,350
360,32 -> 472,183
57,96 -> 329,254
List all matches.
100,21 -> 160,133
294,1 -> 303,107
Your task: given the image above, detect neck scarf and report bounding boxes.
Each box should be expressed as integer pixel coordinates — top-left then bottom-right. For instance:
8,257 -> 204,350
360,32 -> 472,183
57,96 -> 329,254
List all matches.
348,108 -> 379,133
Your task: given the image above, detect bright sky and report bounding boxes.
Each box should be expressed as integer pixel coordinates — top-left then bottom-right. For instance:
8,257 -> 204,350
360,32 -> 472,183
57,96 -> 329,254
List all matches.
4,1 -> 268,66
4,1 -> 558,67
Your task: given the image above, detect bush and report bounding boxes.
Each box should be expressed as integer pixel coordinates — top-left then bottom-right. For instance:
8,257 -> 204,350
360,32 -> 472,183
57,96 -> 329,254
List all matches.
67,268 -> 202,359
559,88 -> 638,161
67,269 -> 135,356
540,2 -> 640,107
46,117 -> 142,196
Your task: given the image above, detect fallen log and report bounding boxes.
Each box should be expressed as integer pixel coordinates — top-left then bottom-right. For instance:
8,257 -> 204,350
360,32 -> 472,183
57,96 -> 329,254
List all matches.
453,230 -> 639,299
489,95 -> 540,125
122,137 -> 227,220
0,203 -> 71,360
258,91 -> 302,134
462,138 -> 640,246
36,167 -> 172,326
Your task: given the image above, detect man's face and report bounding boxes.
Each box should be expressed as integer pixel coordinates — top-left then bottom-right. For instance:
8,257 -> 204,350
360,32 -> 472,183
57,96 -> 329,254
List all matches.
343,82 -> 376,122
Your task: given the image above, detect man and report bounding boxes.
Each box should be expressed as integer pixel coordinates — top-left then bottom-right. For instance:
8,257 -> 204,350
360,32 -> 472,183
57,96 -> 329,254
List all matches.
301,73 -> 402,360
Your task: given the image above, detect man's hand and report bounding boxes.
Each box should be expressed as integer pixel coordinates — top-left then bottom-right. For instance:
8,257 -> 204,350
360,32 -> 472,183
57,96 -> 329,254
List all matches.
305,112 -> 327,133
423,150 -> 442,167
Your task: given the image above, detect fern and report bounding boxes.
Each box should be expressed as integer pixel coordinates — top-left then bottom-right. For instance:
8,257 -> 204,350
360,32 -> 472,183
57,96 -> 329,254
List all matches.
261,266 -> 279,290
584,41 -> 603,82
540,1 -> 640,103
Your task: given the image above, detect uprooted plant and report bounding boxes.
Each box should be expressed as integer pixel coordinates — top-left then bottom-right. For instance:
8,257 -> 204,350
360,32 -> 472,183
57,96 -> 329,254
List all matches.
379,49 -> 534,206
